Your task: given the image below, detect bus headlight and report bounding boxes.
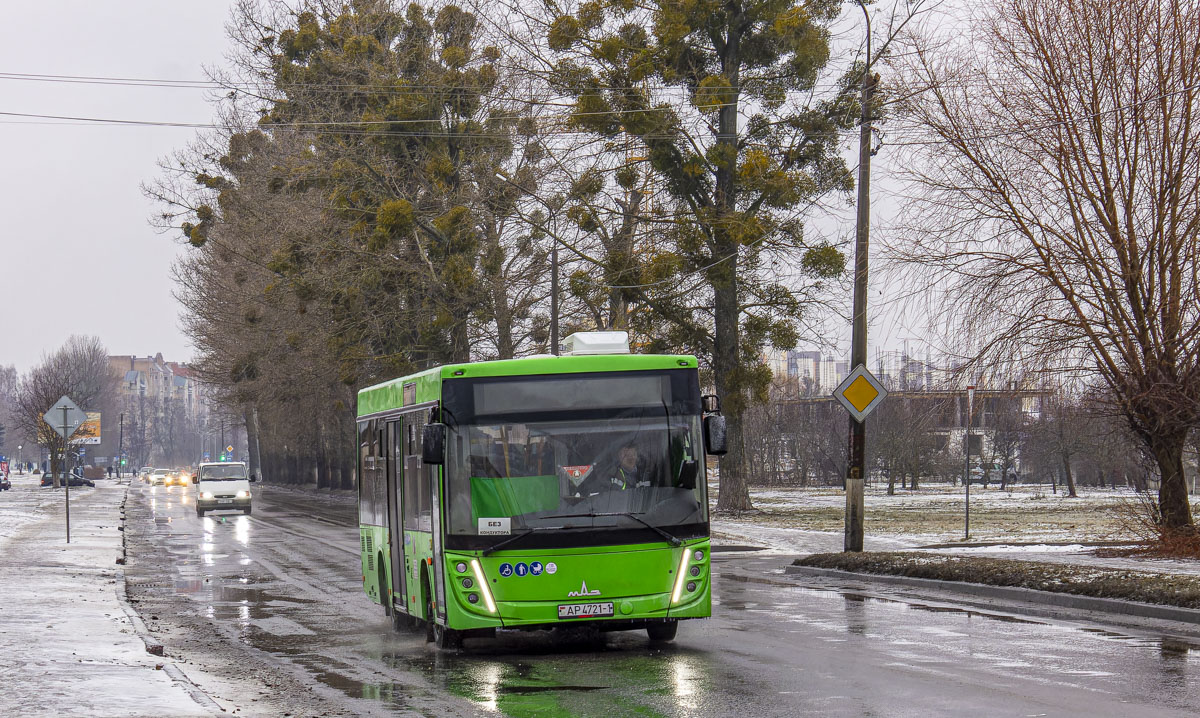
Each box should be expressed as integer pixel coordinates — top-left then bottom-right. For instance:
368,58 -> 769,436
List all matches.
470,559 -> 496,613
671,550 -> 691,603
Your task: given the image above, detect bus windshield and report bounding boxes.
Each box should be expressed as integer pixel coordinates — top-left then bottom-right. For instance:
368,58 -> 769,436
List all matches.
442,370 -> 708,546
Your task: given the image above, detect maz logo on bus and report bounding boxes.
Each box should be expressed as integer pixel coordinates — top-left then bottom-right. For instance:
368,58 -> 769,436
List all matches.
568,581 -> 602,597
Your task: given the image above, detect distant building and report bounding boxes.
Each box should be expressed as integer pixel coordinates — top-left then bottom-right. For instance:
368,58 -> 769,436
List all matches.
92,354 -> 212,469
763,349 -> 849,396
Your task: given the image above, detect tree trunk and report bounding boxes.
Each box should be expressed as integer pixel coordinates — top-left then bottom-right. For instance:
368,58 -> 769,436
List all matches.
711,20 -> 750,513
243,406 -> 262,480
1061,452 -> 1077,497
1152,439 -> 1193,531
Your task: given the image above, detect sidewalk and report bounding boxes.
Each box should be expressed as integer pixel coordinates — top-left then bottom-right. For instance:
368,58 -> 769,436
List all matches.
0,474 -> 213,717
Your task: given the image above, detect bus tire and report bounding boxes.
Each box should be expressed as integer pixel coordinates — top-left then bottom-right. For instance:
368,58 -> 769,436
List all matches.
377,555 -> 391,618
434,622 -> 462,650
424,593 -> 436,643
647,620 -> 678,642
392,609 -> 416,632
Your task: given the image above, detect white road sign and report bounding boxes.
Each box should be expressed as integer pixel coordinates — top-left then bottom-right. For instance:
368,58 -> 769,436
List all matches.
43,396 -> 87,439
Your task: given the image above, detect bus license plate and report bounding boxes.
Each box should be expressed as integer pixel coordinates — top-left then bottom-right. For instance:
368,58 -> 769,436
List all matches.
218,499 -> 232,504
557,602 -> 614,619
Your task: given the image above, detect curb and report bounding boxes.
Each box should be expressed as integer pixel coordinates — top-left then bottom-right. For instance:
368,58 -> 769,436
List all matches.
784,565 -> 1200,625
115,489 -> 164,656
116,484 -> 225,714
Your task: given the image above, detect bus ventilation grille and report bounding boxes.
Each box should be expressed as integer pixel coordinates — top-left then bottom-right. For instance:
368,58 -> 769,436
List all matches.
365,534 -> 374,556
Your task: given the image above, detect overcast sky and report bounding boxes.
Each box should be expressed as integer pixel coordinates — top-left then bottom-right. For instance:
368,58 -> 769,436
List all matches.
0,1 -> 236,375
0,1 -> 936,379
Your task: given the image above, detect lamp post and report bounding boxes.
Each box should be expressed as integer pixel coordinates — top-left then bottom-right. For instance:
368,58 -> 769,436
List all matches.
117,413 -> 124,478
964,385 -> 975,539
17,445 -> 22,474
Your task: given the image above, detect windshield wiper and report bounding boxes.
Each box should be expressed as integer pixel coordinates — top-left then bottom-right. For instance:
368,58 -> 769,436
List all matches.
481,525 -> 564,556
542,511 -> 682,546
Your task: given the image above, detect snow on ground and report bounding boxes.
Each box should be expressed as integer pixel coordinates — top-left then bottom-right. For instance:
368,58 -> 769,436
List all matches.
0,474 -> 59,542
711,482 -> 1200,575
711,520 -> 916,555
0,473 -> 211,717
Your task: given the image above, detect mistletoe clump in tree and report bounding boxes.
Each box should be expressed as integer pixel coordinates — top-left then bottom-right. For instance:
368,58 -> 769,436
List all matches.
542,0 -> 857,510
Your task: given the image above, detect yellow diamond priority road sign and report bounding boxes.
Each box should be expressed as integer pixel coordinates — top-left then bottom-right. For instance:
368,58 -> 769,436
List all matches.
834,364 -> 888,423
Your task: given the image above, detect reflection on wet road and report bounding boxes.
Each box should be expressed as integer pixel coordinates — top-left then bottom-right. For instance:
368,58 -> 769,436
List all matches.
128,483 -> 1200,716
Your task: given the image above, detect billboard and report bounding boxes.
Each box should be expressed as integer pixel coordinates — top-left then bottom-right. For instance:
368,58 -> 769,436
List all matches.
75,412 -> 102,445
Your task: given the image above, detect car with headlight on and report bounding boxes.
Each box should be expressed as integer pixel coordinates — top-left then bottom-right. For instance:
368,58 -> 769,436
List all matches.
194,461 -> 256,517
149,468 -> 172,485
164,469 -> 190,487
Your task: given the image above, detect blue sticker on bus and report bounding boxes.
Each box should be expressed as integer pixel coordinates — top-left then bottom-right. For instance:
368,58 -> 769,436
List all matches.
498,563 -> 514,577
514,562 -> 529,577
530,561 -> 543,576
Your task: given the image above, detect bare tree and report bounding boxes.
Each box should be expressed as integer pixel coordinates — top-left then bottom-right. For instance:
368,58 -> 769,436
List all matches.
894,0 -> 1200,530
15,337 -> 118,487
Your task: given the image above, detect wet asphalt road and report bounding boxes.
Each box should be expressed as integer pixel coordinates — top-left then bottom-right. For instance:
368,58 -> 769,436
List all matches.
125,482 -> 1200,717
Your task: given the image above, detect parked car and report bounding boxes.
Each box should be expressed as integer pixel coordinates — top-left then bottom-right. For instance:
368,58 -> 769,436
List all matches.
40,473 -> 95,488
0,474 -> 10,491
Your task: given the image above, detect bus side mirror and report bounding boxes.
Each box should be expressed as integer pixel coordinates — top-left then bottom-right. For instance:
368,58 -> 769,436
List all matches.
422,423 -> 447,465
701,394 -> 721,414
677,459 -> 698,490
249,473 -> 258,483
191,474 -> 198,485
703,415 -> 727,456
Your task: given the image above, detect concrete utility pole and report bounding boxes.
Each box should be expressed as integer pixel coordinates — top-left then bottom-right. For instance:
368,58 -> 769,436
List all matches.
845,4 -> 877,553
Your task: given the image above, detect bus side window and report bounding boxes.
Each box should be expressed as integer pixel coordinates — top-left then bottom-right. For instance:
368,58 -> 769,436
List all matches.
374,426 -> 387,526
358,421 -> 370,522
401,414 -> 433,531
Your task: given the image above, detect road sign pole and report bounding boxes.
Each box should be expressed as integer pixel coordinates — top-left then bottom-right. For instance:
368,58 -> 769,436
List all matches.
964,386 -> 975,540
62,405 -> 71,544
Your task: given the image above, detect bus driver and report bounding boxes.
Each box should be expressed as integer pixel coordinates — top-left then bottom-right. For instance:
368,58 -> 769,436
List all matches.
578,442 -> 651,495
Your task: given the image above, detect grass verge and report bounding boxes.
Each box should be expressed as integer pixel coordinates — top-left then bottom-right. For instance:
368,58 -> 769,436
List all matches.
794,551 -> 1200,610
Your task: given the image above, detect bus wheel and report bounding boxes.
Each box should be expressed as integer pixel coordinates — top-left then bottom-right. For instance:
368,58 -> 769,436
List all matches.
434,622 -> 462,650
392,609 -> 416,632
647,620 -> 678,642
424,595 -> 436,643
377,557 -> 391,618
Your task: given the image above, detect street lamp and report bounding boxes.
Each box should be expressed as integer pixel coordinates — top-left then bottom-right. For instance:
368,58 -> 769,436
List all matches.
17,445 -> 22,474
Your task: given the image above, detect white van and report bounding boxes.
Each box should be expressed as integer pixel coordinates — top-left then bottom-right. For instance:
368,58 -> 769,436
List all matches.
193,461 -> 256,517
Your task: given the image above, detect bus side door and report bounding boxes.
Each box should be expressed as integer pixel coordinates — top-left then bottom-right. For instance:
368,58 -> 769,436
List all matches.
386,420 -> 406,613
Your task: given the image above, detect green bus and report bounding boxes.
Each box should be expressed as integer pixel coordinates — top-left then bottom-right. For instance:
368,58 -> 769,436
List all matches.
356,332 -> 726,648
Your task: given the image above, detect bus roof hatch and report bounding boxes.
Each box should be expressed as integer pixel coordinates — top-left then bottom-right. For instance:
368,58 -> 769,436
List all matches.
562,331 -> 630,355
